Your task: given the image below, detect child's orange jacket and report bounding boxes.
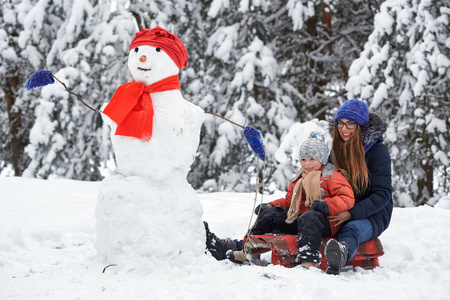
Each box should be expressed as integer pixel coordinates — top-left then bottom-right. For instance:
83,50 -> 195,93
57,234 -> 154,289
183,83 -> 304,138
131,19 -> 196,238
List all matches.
269,164 -> 355,235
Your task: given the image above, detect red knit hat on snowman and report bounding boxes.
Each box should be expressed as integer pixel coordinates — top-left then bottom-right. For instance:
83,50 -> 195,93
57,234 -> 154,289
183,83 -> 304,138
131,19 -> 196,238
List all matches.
129,27 -> 188,71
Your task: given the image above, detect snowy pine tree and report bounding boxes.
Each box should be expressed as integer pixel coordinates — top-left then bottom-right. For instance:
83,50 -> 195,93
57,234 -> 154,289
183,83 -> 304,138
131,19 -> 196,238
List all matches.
23,0 -> 134,180
269,0 -> 383,189
183,0 -> 301,192
186,0 -> 382,191
0,0 -> 43,176
346,0 -> 450,206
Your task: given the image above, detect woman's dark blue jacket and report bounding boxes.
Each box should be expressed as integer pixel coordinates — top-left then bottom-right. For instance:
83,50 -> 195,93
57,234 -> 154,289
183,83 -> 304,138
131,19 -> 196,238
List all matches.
329,113 -> 393,239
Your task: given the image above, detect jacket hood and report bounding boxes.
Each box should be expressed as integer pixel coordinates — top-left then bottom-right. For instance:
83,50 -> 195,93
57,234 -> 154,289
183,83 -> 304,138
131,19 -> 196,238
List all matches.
329,112 -> 387,147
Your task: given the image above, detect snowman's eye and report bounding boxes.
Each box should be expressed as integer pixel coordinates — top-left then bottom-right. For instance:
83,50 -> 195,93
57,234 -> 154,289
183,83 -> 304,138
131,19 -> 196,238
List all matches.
134,47 -> 139,53
156,47 -> 161,52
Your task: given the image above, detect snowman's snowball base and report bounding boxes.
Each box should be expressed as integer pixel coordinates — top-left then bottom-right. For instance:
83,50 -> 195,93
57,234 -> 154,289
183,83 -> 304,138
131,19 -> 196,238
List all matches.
95,173 -> 206,266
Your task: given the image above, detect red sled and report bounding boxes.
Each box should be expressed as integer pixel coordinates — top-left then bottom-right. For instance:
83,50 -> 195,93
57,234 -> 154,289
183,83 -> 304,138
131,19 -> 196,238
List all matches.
246,234 -> 384,271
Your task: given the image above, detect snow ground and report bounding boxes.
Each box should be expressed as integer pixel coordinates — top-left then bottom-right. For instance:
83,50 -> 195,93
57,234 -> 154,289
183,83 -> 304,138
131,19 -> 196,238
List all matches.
1,177 -> 449,300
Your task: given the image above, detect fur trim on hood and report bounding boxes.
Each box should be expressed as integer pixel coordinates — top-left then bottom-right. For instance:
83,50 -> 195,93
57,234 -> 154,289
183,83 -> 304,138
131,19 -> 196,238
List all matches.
329,113 -> 387,147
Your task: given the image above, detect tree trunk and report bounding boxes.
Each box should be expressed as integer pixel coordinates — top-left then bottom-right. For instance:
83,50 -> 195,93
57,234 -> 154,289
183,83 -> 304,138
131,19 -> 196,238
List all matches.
416,156 -> 434,206
3,77 -> 23,176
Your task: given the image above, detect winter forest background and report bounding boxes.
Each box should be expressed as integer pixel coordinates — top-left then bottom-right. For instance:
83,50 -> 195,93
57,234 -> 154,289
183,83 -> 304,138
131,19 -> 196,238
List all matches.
1,0 -> 449,207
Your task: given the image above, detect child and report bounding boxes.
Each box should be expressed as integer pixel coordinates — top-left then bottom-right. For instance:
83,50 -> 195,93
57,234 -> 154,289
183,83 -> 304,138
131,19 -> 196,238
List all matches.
227,131 -> 355,267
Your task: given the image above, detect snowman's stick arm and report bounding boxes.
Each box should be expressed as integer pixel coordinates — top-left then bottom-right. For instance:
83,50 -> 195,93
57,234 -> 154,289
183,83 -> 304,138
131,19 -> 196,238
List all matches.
36,35 -> 99,113
204,113 -> 265,161
203,111 -> 245,129
51,75 -> 99,113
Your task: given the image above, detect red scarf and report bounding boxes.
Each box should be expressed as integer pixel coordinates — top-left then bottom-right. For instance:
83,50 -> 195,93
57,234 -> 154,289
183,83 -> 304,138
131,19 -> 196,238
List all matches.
103,75 -> 180,141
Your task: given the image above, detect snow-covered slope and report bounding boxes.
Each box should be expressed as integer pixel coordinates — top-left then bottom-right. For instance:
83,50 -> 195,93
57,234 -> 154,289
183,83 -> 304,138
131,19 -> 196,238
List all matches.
1,177 -> 449,300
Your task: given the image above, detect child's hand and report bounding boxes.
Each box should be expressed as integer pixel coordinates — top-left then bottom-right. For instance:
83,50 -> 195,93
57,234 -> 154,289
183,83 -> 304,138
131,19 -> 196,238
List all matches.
311,200 -> 330,216
254,203 -> 273,215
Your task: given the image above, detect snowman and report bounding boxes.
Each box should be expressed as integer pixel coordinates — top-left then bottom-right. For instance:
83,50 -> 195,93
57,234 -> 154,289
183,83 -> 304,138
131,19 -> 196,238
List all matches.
94,27 -> 206,267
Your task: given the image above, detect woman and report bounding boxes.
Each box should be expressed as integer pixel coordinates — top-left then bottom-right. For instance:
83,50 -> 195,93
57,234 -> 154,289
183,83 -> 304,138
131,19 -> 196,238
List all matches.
324,99 -> 393,275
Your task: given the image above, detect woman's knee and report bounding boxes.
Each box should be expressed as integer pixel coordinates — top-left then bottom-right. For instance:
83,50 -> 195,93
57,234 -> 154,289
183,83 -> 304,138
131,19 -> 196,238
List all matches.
340,219 -> 372,241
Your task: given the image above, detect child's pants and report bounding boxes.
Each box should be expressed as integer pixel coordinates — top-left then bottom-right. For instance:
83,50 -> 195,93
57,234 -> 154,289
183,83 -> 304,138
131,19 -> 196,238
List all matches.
250,206 -> 332,263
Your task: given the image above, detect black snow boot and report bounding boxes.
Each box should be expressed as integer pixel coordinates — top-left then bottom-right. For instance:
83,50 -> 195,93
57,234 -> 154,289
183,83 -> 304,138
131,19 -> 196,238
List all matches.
204,221 -> 238,261
325,239 -> 349,275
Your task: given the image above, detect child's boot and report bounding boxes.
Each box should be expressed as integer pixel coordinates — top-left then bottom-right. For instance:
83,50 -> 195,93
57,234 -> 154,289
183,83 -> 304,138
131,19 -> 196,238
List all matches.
227,237 -> 263,264
226,249 -> 260,264
299,261 -> 318,269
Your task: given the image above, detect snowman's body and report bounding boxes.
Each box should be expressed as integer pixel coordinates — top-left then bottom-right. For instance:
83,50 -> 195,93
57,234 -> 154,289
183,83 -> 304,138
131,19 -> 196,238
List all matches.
95,41 -> 206,266
110,89 -> 204,180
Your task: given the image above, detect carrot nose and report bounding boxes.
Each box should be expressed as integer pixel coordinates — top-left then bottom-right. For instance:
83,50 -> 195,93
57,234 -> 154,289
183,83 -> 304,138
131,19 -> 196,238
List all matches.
139,55 -> 146,62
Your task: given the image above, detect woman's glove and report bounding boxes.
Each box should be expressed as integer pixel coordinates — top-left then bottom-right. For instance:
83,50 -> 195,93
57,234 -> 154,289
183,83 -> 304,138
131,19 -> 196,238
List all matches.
310,200 -> 330,216
254,203 -> 273,215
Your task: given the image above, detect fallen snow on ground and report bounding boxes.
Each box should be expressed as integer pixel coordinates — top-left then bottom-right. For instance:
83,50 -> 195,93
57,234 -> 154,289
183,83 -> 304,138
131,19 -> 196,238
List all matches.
1,177 -> 449,300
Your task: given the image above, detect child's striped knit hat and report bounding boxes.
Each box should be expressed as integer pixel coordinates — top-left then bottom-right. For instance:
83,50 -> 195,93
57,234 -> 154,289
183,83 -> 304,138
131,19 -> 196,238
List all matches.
299,131 -> 328,165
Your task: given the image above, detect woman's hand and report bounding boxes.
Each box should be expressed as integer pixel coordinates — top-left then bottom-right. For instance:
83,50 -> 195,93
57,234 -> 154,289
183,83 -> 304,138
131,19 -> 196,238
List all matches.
328,211 -> 351,227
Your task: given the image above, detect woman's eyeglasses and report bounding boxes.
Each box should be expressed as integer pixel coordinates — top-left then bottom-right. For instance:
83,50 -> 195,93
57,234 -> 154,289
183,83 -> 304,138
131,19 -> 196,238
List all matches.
337,121 -> 356,129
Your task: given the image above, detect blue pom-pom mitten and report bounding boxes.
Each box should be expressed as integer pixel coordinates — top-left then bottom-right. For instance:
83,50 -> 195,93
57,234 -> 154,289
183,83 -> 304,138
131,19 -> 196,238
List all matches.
27,70 -> 55,91
243,126 -> 265,161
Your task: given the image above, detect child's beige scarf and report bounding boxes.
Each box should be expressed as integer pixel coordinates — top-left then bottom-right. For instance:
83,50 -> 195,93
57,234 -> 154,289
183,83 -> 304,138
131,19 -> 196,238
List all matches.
286,170 -> 322,224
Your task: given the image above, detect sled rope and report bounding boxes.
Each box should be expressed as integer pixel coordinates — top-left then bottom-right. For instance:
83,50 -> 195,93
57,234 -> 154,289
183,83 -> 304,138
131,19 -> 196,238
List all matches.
244,147 -> 266,254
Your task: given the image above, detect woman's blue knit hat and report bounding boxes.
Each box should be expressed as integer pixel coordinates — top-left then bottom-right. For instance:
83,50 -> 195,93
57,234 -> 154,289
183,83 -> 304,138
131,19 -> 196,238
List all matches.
299,131 -> 328,165
334,99 -> 369,126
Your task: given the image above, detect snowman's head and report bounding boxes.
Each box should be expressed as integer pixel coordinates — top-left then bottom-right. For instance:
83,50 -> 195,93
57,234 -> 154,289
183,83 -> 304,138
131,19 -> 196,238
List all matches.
128,27 -> 188,86
128,45 -> 178,86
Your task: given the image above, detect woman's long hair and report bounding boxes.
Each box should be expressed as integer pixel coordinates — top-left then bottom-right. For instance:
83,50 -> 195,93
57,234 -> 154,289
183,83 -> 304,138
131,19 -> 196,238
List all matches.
332,125 -> 370,196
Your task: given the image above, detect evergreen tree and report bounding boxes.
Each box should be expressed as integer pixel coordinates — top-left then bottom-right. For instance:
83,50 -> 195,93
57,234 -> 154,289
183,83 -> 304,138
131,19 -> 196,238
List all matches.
183,0 -> 299,191
23,0 -> 134,180
274,0 -> 382,120
269,0 -> 382,189
186,0 -> 383,191
346,0 -> 450,206
0,0 -> 43,176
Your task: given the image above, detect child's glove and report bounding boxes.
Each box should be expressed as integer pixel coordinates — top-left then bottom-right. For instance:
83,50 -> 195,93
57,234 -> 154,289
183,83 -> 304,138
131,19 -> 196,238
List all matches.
310,200 -> 330,216
254,203 -> 273,215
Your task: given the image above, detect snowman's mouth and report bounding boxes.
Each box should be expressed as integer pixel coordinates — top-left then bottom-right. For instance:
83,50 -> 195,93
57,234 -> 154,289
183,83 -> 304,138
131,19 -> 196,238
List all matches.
138,67 -> 151,72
